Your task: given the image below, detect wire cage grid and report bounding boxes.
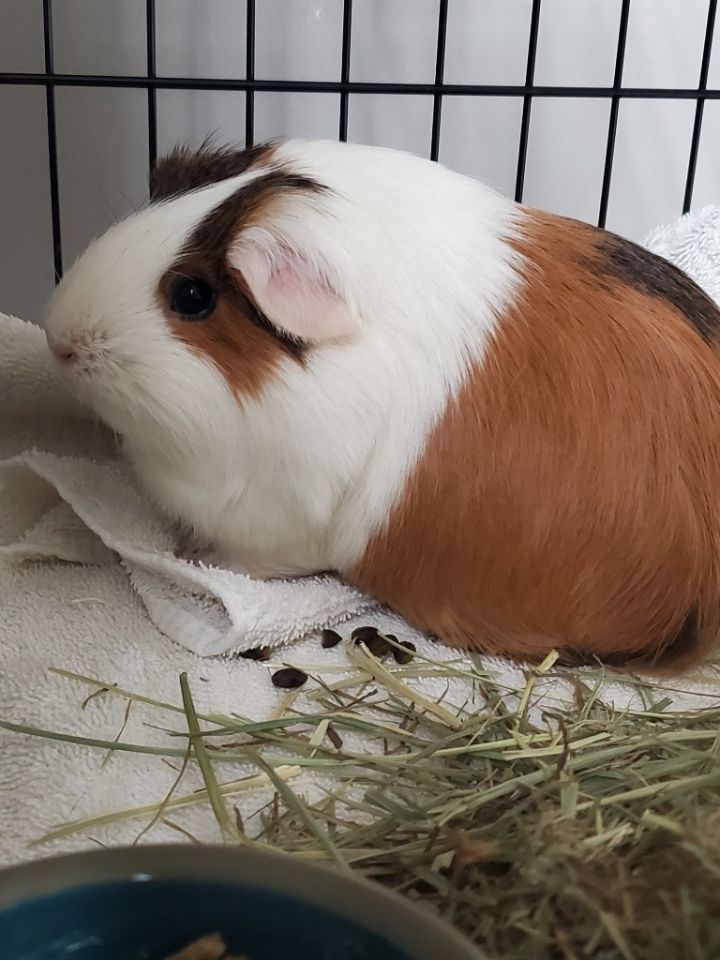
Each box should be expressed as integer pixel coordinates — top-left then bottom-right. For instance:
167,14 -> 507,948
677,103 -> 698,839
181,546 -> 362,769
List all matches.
0,0 -> 717,281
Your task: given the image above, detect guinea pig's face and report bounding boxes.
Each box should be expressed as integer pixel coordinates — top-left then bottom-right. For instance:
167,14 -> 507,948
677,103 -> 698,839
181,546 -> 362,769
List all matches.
42,142 -> 360,438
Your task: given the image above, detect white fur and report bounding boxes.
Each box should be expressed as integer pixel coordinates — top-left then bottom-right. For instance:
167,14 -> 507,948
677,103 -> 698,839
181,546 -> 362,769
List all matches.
44,139 -> 523,578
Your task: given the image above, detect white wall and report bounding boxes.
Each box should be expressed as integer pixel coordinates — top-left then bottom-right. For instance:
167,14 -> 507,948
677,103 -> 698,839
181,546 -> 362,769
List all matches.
0,0 -> 718,322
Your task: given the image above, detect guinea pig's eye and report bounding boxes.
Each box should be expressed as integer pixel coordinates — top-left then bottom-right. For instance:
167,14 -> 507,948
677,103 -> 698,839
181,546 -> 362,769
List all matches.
169,276 -> 217,320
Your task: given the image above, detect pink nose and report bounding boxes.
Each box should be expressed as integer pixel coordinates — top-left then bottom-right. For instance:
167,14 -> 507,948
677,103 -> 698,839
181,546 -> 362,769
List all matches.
47,337 -> 77,365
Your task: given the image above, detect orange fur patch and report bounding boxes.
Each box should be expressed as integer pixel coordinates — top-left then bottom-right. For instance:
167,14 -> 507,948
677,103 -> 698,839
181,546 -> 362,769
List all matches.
352,210 -> 720,672
160,258 -> 293,399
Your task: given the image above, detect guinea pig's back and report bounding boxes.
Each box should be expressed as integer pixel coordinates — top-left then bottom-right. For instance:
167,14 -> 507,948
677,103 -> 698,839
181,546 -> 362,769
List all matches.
351,209 -> 720,671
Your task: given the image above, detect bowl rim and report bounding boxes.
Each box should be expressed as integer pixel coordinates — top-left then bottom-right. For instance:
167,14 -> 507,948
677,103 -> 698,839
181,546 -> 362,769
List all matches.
0,845 -> 485,960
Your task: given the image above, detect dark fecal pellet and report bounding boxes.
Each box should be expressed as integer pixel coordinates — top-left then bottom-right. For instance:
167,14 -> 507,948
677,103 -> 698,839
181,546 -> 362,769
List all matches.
240,646 -> 271,661
351,625 -> 380,644
271,667 -> 308,689
321,628 -> 343,649
354,634 -> 390,658
393,641 -> 416,665
352,625 -> 393,656
367,634 -> 392,657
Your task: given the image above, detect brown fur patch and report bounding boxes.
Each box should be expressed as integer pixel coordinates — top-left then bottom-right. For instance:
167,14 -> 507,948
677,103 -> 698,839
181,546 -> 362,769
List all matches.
188,169 -> 325,320
352,210 -> 720,672
150,140 -> 276,201
593,231 -> 720,344
160,256 -> 293,398
158,165 -> 326,394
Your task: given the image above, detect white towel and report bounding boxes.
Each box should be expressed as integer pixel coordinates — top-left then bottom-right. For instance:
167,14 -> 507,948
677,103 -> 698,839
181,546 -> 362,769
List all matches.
1,209 -> 719,865
644,204 -> 720,304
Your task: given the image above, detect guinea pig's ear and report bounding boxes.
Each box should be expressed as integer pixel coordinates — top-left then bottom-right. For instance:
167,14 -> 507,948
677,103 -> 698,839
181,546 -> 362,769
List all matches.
228,225 -> 359,344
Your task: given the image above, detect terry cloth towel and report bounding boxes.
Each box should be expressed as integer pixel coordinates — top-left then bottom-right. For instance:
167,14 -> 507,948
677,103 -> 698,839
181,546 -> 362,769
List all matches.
644,204 -> 720,304
1,209 -> 719,864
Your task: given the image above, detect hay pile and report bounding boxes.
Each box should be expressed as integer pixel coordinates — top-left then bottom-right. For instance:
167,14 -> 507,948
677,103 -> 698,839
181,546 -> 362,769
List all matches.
3,634 -> 720,960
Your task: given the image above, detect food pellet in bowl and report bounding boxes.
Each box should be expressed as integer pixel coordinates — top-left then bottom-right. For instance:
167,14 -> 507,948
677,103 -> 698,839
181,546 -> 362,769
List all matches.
271,666 -> 308,689
162,933 -> 248,959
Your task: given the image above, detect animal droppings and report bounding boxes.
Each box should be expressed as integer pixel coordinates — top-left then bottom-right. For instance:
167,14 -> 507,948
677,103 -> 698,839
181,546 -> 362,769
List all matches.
239,647 -> 271,661
351,625 -> 379,644
271,667 -> 308,689
352,625 -> 392,657
321,628 -> 343,648
392,640 -> 416,665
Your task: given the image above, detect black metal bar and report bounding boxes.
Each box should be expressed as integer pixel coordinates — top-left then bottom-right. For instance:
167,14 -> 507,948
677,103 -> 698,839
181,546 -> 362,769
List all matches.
42,0 -> 63,280
683,0 -> 717,213
146,0 -> 157,170
514,0 -> 542,202
598,0 -> 631,228
245,0 -> 255,146
15,0 -> 720,278
3,73 -> 720,99
338,0 -> 353,141
430,0 -> 449,161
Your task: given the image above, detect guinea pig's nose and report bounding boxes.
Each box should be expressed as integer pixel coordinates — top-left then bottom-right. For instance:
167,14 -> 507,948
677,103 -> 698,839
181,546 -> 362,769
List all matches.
46,334 -> 77,366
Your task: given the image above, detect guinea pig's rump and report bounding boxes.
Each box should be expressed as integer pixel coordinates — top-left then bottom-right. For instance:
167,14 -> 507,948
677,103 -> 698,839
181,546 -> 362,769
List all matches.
351,211 -> 720,673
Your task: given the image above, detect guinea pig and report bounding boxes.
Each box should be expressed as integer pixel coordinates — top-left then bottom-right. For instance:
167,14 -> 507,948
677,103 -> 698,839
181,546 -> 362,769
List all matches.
43,138 -> 720,672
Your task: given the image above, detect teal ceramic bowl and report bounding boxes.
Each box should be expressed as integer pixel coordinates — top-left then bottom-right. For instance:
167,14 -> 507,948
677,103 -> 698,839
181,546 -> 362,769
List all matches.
0,845 -> 485,960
